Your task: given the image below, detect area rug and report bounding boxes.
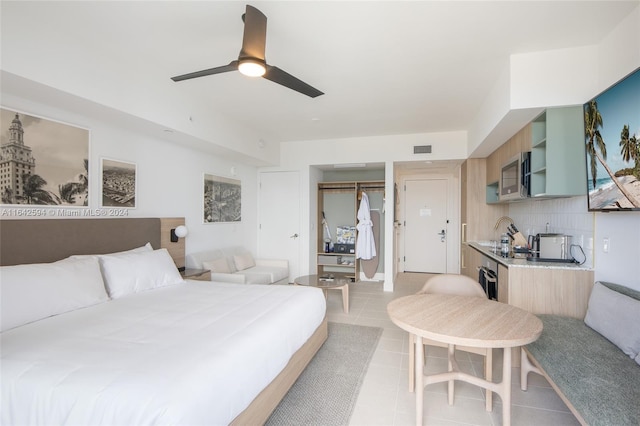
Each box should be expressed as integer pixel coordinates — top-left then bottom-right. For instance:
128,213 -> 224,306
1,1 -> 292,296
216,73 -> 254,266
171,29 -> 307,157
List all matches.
265,322 -> 383,426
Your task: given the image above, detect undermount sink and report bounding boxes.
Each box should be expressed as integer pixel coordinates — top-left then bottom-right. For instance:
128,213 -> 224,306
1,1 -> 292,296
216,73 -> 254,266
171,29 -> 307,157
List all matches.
476,241 -> 494,247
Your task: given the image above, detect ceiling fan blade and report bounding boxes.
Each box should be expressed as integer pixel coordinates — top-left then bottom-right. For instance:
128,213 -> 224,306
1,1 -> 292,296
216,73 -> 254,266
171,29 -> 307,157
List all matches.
263,65 -> 324,98
239,5 -> 267,62
171,61 -> 239,82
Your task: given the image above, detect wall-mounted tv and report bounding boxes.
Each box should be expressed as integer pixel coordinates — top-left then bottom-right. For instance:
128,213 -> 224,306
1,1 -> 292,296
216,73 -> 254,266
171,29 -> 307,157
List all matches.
584,67 -> 640,211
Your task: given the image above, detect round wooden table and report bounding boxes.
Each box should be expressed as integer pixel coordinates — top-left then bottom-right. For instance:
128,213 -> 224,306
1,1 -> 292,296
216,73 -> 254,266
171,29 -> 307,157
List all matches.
388,293 -> 543,426
294,274 -> 350,313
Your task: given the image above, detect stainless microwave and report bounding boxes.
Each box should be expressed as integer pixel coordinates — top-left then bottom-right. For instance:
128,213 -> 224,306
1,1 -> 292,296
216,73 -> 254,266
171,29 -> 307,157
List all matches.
499,152 -> 531,201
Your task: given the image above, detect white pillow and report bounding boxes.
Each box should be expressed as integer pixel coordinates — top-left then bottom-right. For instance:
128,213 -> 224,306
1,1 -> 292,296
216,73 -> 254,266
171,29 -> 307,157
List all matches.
70,242 -> 153,260
584,281 -> 640,358
0,256 -> 108,332
122,242 -> 153,253
234,253 -> 256,271
203,258 -> 231,274
99,249 -> 184,298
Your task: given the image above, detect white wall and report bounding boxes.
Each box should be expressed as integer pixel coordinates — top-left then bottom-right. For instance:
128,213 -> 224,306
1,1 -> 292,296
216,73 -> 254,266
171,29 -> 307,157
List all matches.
510,46 -> 596,109
281,131 -> 468,167
593,212 -> 640,290
0,90 -> 260,258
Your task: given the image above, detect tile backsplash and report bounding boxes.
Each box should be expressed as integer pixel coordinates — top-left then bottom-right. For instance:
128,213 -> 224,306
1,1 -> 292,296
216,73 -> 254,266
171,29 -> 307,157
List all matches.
508,196 -> 594,268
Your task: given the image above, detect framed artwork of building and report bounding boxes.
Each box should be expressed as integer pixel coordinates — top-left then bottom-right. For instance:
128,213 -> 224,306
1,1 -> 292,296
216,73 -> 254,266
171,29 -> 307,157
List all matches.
0,107 -> 89,206
101,158 -> 136,208
203,173 -> 241,223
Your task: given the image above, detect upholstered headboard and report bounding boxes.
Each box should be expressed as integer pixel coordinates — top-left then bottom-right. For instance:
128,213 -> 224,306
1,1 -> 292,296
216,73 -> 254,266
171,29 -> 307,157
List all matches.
0,217 -> 185,268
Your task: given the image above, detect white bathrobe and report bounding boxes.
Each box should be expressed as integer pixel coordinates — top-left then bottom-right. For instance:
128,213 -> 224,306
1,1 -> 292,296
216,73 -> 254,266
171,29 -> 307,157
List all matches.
356,192 -> 376,260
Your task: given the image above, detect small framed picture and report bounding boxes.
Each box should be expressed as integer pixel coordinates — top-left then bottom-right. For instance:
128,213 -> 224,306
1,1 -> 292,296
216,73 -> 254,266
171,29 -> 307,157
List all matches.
203,173 -> 241,223
101,158 -> 136,208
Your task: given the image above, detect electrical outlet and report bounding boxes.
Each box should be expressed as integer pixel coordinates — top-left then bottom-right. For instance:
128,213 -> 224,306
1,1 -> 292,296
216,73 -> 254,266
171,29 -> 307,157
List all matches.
603,237 -> 610,253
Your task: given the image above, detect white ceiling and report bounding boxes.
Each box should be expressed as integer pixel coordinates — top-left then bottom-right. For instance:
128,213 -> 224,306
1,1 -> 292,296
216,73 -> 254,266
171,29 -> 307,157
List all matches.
1,1 -> 638,154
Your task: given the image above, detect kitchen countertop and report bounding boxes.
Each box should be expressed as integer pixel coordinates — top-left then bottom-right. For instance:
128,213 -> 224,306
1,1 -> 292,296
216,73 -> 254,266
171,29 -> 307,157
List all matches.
467,242 -> 592,270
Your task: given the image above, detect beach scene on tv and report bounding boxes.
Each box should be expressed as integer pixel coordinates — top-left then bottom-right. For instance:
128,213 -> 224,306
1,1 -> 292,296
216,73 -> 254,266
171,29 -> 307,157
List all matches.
585,68 -> 640,210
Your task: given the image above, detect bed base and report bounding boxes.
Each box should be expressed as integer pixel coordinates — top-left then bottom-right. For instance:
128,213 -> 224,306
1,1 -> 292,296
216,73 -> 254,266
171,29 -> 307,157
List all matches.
231,317 -> 328,425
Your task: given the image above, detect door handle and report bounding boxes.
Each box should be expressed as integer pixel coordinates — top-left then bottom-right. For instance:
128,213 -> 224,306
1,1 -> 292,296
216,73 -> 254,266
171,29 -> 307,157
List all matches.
437,229 -> 446,242
290,233 -> 299,239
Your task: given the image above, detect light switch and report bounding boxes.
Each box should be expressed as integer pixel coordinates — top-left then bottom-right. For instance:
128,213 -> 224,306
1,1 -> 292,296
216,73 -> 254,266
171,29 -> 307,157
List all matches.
603,237 -> 610,253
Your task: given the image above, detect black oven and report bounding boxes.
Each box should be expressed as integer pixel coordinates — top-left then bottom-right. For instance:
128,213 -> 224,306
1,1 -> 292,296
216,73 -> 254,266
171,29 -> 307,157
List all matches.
477,257 -> 498,300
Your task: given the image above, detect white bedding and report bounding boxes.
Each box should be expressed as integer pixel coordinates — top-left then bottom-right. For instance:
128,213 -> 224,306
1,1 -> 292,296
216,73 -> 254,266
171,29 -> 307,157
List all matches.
1,281 -> 326,425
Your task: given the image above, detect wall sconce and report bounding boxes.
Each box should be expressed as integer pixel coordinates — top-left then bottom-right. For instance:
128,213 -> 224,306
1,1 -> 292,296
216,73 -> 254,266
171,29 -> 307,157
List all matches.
170,225 -> 188,243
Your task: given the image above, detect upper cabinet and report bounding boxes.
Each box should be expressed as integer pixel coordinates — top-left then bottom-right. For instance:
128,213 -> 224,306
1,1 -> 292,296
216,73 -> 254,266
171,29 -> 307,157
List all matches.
461,159 -> 507,242
486,105 -> 586,203
530,106 -> 587,198
486,124 -> 532,185
486,124 -> 531,203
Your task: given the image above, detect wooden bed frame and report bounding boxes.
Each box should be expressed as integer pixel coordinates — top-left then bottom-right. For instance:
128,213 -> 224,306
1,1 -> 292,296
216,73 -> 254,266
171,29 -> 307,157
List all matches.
0,217 -> 327,423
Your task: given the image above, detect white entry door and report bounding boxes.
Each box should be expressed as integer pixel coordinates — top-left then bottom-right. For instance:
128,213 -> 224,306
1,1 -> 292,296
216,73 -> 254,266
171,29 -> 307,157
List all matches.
403,179 -> 449,273
258,171 -> 300,282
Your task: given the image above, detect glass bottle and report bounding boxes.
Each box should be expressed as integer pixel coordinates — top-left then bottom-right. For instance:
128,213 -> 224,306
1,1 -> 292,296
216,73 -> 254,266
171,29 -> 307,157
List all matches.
500,233 -> 510,256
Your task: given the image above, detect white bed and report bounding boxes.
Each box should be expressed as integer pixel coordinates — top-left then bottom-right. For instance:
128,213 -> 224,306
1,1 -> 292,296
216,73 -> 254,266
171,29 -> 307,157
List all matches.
0,234 -> 327,425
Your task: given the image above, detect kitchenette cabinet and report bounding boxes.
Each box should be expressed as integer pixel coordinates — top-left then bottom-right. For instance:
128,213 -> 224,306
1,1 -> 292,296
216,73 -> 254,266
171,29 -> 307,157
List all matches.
485,105 -> 586,203
460,159 -> 507,277
530,106 -> 587,198
485,123 -> 532,203
468,243 -> 594,319
462,242 -> 484,281
486,124 -> 531,186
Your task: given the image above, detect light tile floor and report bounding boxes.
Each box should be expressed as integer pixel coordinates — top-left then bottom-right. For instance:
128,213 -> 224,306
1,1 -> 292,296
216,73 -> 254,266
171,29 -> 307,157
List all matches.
324,273 -> 580,426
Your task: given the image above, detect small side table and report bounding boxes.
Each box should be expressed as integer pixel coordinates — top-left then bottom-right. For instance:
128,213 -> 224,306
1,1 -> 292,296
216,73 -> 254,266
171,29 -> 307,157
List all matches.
294,274 -> 349,313
181,268 -> 211,281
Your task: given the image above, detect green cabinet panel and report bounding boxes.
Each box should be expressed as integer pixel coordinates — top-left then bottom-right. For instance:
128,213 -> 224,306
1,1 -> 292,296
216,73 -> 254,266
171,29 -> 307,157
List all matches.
530,106 -> 587,198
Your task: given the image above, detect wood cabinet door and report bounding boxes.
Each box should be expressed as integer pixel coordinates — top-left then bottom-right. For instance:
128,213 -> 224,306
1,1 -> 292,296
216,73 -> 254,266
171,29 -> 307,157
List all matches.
497,264 -> 509,303
463,245 -> 483,281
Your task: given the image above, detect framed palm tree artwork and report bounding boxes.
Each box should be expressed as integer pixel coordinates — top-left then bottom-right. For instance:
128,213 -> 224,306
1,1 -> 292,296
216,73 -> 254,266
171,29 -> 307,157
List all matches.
203,173 -> 241,223
101,158 -> 136,208
584,67 -> 640,211
0,107 -> 89,207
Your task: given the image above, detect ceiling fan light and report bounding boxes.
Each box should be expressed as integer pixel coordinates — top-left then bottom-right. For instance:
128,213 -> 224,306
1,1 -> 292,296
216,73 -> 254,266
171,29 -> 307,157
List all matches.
238,59 -> 266,77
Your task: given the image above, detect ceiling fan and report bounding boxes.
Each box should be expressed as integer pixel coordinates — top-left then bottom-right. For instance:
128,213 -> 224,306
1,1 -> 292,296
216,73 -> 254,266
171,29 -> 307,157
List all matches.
171,4 -> 324,98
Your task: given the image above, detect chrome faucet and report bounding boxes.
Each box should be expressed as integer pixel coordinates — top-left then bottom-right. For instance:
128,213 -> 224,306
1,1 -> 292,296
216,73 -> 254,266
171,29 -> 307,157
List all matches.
494,216 -> 514,231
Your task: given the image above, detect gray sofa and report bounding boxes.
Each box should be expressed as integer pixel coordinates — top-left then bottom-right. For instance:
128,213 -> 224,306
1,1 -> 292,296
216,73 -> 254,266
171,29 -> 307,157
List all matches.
186,247 -> 289,285
520,281 -> 640,425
